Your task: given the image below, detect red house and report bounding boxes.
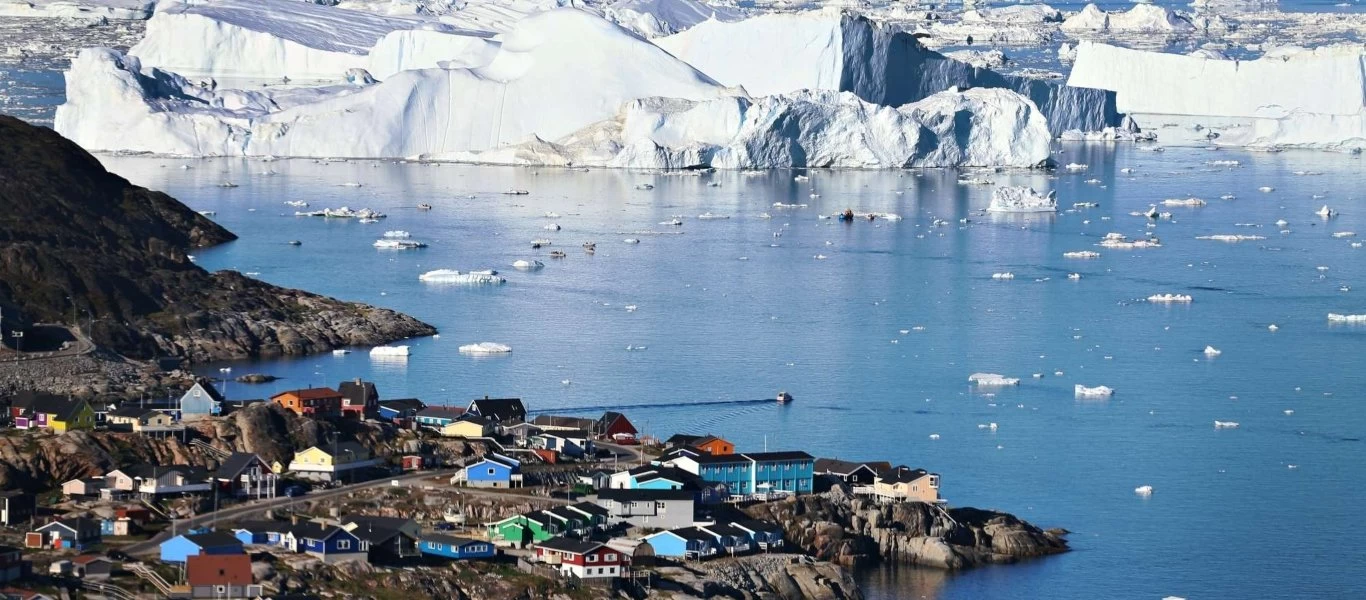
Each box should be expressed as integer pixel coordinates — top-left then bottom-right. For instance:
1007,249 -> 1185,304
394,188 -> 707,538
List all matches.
271,388 -> 343,418
596,411 -> 637,443
337,379 -> 379,418
534,538 -> 627,579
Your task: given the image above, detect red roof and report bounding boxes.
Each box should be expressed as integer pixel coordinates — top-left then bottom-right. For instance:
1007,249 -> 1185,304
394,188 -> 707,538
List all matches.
273,388 -> 342,401
187,553 -> 252,586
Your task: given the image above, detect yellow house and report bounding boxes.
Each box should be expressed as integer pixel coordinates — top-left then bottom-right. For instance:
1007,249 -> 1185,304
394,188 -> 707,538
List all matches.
872,467 -> 941,503
107,407 -> 178,432
285,442 -> 376,481
440,414 -> 493,438
46,399 -> 95,433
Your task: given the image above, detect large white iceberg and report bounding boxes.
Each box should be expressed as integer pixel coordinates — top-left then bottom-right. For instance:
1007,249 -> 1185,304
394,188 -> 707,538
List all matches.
0,0 -> 154,19
1061,4 -> 1193,34
654,10 -> 1120,135
1069,42 -> 1366,151
988,187 -> 1057,213
458,342 -> 513,354
440,88 -> 1052,168
55,9 -> 727,157
419,269 -> 507,284
603,0 -> 743,38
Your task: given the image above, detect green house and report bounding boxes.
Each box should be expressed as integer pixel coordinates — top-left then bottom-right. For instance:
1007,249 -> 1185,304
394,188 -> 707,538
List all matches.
486,513 -> 555,546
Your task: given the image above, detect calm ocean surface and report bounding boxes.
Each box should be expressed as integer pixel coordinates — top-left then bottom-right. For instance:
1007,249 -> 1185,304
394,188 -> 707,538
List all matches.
96,146 -> 1366,600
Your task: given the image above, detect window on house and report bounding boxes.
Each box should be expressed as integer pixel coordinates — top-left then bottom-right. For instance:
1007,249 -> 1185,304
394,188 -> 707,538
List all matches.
655,502 -> 666,510
587,554 -> 597,562
488,468 -> 496,475
604,553 -> 616,561
338,540 -> 350,550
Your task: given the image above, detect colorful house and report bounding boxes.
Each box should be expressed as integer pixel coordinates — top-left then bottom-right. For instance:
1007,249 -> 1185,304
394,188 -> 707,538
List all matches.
351,524 -> 419,564
532,429 -> 594,458
486,513 -> 555,546
596,411 -> 638,443
283,522 -> 365,563
15,396 -> 93,433
453,454 -> 521,488
870,467 -> 941,503
284,442 -> 379,482
533,538 -> 627,579
28,518 -> 100,550
440,414 -> 493,438
465,396 -> 526,425
418,534 -> 495,560
213,453 -> 277,499
414,406 -> 465,428
105,406 -> 180,433
732,520 -> 785,550
664,434 -> 734,456
176,382 -> 226,420
337,378 -> 379,418
607,464 -> 704,492
271,388 -> 343,418
667,451 -> 814,498
377,399 -> 425,422
698,522 -> 754,555
160,531 -> 244,564
641,527 -> 720,559
187,553 -> 261,599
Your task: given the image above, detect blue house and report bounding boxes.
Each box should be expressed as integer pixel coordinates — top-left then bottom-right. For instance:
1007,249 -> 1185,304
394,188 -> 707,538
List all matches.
668,451 -> 814,498
642,527 -> 721,559
732,520 -> 785,550
454,454 -> 521,488
284,522 -> 366,564
232,521 -> 286,546
160,531 -> 244,563
377,399 -> 425,422
177,382 -> 226,420
32,518 -> 101,550
418,534 -> 496,560
414,406 -> 466,428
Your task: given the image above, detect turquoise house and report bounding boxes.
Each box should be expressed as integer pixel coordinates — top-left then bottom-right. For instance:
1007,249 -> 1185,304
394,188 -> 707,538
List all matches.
419,534 -> 495,560
642,527 -> 721,559
673,451 -> 814,497
160,531 -> 244,563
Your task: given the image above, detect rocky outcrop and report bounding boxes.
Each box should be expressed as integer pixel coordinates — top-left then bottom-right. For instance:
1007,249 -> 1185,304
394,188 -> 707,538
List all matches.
0,115 -> 434,363
745,490 -> 1068,570
666,555 -> 863,600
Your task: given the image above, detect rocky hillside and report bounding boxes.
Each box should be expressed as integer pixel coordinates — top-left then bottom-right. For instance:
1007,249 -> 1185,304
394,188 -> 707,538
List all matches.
746,489 -> 1068,570
667,554 -> 863,600
0,115 -> 434,362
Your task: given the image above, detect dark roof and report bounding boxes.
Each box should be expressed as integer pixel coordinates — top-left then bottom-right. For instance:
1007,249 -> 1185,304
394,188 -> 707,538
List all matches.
109,406 -> 159,419
532,415 -> 596,429
45,397 -> 89,421
322,441 -> 368,457
597,489 -> 695,502
415,406 -> 465,419
665,527 -> 717,542
379,398 -> 425,412
233,520 -> 289,534
535,538 -> 603,554
704,522 -> 750,537
546,506 -> 588,522
568,502 -> 608,517
47,517 -> 99,533
421,533 -> 479,547
284,522 -> 353,542
665,434 -> 703,447
454,413 -> 493,426
741,451 -> 813,462
467,397 -> 526,422
8,391 -> 63,411
214,453 -> 266,480
184,531 -> 244,548
541,429 -> 591,440
880,467 -> 931,484
349,524 -> 406,544
597,411 -> 635,432
814,459 -> 880,476
521,511 -> 554,526
338,379 -> 378,406
732,519 -> 783,534
344,515 -> 416,531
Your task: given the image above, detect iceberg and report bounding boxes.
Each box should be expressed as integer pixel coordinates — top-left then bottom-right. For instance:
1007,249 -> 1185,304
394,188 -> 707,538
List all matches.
418,269 -> 507,284
441,88 -> 1053,169
1327,313 -> 1366,323
1063,250 -> 1101,259
1100,232 -> 1161,249
1069,42 -> 1366,151
1213,420 -> 1240,429
55,10 -> 726,158
1075,384 -> 1114,398
603,0 -> 743,38
458,342 -> 513,354
987,187 -> 1057,213
1196,235 -> 1265,242
0,0 -> 155,19
1148,293 -> 1193,304
1162,197 -> 1206,207
383,230 -> 411,238
969,372 -> 1020,386
1134,485 -> 1153,496
373,239 -> 427,249
1203,345 -> 1222,356
1061,4 -> 1193,34
369,345 -> 410,356
512,259 -> 544,270
654,10 -> 1120,135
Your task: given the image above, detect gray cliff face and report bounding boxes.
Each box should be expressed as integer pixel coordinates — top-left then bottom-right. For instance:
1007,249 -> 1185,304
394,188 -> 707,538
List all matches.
663,554 -> 864,600
745,490 -> 1068,570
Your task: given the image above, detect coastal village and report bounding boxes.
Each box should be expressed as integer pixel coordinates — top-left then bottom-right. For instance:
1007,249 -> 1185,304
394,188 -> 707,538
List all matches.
0,379 -> 963,599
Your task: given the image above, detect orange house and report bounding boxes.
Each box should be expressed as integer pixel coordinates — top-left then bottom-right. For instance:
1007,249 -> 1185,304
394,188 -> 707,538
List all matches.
271,388 -> 343,418
695,436 -> 734,456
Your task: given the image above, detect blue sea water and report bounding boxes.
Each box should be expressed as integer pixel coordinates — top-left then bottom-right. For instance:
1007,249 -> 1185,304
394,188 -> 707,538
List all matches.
96,145 -> 1366,600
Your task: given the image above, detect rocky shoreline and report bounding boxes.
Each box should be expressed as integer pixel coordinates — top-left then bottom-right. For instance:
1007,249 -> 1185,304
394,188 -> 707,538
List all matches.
745,489 -> 1068,570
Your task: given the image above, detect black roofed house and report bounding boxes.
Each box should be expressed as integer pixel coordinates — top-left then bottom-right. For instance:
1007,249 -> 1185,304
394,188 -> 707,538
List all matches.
346,520 -> 419,564
869,466 -> 941,504
465,396 -> 526,425
337,378 -> 379,418
814,458 -> 885,486
28,518 -> 100,550
377,398 -> 425,422
731,520 -> 785,550
698,522 -> 755,555
213,453 -> 277,499
177,382 -> 227,420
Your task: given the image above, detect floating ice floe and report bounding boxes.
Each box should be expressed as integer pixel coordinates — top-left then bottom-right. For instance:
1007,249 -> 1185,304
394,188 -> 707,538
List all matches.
1075,384 -> 1114,398
418,269 -> 507,284
1327,313 -> 1366,323
1196,234 -> 1265,242
987,186 -> 1057,213
929,434 -> 940,440
383,230 -> 411,238
1100,232 -> 1161,249
1203,345 -> 1222,356
297,207 -> 386,219
1268,324 -> 1280,331
544,223 -> 561,231
1316,205 -> 1337,218
543,212 -> 560,218
1067,273 -> 1082,280
458,342 -> 512,355
512,260 -> 544,271
1332,231 -> 1356,238
1162,197 -> 1206,207
373,239 -> 427,249
1064,250 -> 1101,259
623,238 -> 640,244
697,212 -> 730,220
969,372 -> 1021,386
1214,420 -> 1240,429
284,200 -> 308,208
1148,294 -> 1193,304
1134,485 -> 1154,497
332,349 -> 350,356
369,345 -> 410,357
1063,162 -> 1088,171
503,189 -> 530,196
1207,160 -> 1240,166
1258,186 -> 1274,193
991,272 -> 1016,280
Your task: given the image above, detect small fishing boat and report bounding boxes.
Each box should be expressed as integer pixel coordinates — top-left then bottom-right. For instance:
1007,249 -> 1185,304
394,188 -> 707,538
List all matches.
777,391 -> 794,404
287,240 -> 302,246
549,250 -> 567,259
418,203 -> 433,210
839,209 -> 854,222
